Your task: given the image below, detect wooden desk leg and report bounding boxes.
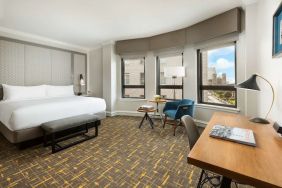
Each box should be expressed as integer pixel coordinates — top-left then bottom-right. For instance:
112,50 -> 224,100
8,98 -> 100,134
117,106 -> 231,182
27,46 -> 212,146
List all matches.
220,177 -> 232,188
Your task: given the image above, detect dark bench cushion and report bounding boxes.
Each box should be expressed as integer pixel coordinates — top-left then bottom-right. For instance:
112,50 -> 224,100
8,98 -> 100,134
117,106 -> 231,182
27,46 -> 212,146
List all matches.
41,114 -> 98,133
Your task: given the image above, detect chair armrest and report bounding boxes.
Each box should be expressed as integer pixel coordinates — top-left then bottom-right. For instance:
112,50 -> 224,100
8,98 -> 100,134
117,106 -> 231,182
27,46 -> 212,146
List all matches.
175,104 -> 195,118
177,104 -> 193,109
163,101 -> 180,112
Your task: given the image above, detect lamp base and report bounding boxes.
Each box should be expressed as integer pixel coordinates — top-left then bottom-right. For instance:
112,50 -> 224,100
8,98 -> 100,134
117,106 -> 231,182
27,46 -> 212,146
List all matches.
249,117 -> 270,124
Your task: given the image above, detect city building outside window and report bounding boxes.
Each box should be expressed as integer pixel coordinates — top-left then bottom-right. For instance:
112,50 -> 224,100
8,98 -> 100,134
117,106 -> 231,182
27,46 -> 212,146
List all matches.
121,58 -> 145,98
125,73 -> 130,85
198,43 -> 237,107
156,54 -> 183,99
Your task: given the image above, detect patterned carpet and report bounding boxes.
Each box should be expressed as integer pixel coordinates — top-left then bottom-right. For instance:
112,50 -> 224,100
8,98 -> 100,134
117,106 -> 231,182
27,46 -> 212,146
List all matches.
0,116 -> 251,188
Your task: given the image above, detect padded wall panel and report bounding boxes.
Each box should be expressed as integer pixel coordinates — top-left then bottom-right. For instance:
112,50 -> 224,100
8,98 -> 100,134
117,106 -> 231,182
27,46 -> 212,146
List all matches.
51,50 -> 72,85
24,45 -> 52,85
0,40 -> 25,85
73,54 -> 86,93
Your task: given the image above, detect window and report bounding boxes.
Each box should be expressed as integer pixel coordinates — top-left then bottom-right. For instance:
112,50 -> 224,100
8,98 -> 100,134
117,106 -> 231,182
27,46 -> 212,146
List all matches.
140,73 -> 144,85
121,58 -> 145,98
156,54 -> 183,99
125,73 -> 130,85
198,43 -> 237,107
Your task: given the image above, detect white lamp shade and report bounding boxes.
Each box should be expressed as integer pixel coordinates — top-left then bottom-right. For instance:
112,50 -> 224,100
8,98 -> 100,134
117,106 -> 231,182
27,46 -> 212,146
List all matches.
164,66 -> 185,78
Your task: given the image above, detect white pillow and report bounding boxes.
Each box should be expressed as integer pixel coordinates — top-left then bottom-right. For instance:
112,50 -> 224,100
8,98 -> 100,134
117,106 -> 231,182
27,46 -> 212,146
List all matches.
46,85 -> 74,97
3,84 -> 46,101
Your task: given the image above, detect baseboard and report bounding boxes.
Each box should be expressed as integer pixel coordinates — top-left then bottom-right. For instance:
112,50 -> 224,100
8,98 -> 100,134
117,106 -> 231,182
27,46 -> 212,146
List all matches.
106,110 -> 208,127
194,119 -> 208,128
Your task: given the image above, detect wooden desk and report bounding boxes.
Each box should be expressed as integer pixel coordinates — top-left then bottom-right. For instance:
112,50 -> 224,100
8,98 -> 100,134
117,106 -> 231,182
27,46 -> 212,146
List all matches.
188,112 -> 282,188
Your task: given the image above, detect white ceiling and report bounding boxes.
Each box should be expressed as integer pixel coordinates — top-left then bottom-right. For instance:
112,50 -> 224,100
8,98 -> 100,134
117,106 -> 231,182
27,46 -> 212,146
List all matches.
0,0 -> 256,49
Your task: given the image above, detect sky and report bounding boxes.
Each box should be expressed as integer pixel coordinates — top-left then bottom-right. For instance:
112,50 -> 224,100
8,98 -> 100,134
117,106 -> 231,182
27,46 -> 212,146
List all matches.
208,45 -> 235,84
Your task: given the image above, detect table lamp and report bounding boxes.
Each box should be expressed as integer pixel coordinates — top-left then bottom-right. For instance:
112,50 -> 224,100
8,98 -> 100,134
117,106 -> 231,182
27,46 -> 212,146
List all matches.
236,73 -> 274,124
78,74 -> 85,95
164,66 -> 185,100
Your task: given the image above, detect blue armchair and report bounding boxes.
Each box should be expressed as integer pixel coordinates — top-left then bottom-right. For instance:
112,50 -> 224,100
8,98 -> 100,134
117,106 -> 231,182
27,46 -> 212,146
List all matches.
163,99 -> 195,136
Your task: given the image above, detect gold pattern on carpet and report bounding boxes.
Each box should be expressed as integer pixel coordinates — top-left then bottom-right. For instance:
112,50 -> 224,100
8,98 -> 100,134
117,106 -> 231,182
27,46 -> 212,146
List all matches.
0,116 -> 250,188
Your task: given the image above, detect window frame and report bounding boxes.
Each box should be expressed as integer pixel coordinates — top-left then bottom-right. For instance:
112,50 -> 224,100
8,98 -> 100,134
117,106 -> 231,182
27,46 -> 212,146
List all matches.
156,53 -> 184,100
197,42 -> 237,108
121,57 -> 146,99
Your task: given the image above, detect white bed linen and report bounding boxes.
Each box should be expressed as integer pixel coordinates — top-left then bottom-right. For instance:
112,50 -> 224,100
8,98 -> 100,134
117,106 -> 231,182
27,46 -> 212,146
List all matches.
0,96 -> 106,131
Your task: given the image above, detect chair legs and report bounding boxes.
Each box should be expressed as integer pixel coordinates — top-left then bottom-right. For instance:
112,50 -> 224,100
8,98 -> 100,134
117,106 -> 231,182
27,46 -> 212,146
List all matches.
197,170 -> 205,188
163,116 -> 181,136
163,116 -> 167,128
197,169 -> 222,188
173,121 -> 178,136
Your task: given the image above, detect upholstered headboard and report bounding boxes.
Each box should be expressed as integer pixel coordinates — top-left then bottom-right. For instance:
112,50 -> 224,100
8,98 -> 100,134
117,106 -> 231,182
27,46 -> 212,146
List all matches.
0,85 -> 3,101
0,38 -> 87,95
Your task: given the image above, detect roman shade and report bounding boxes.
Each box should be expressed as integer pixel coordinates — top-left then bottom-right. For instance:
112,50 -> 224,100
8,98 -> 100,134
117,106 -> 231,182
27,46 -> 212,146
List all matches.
115,7 -> 242,54
186,8 -> 241,43
149,29 -> 186,50
115,38 -> 150,54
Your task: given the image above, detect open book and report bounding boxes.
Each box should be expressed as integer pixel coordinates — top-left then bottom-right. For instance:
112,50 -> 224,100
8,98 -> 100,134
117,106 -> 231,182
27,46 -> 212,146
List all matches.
209,125 -> 256,146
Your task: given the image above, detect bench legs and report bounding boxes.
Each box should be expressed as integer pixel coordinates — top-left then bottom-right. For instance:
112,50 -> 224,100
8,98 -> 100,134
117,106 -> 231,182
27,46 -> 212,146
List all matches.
95,125 -> 98,137
43,121 -> 100,154
43,131 -> 47,147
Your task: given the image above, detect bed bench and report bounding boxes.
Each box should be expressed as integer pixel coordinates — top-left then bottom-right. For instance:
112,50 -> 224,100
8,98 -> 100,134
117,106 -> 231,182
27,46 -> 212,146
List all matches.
41,114 -> 100,153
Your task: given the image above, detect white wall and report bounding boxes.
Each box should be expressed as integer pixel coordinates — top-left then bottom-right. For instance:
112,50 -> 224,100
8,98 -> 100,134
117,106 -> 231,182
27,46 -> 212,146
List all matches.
252,0 -> 282,125
101,43 -> 117,113
88,47 -> 103,97
0,27 -> 88,53
244,2 -> 259,117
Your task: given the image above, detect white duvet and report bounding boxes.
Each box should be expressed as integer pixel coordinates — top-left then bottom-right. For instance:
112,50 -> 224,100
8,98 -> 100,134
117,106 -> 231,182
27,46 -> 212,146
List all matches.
0,96 -> 106,131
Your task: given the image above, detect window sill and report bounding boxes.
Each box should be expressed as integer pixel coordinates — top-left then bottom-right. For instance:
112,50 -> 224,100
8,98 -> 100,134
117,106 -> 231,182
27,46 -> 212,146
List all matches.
119,98 -> 147,102
195,103 -> 240,113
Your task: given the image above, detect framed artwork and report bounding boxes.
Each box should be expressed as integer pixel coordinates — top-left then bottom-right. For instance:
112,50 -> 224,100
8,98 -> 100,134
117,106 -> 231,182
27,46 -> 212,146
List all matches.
273,2 -> 282,57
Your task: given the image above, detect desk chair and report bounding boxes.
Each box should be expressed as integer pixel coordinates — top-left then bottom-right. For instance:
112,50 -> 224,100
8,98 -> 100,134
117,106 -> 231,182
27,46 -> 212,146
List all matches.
163,99 -> 194,136
181,115 -> 241,188
181,115 -> 222,188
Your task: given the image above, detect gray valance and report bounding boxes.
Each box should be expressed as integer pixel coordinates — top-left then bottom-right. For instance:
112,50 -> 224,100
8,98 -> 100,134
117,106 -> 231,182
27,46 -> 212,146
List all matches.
116,7 -> 242,54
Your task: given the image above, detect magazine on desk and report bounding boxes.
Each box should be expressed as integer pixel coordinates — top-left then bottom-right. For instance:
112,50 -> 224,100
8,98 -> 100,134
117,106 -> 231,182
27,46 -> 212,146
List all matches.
209,125 -> 256,147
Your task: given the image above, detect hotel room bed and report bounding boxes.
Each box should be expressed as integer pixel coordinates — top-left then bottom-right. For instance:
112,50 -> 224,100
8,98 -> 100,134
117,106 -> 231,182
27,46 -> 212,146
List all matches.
0,95 -> 106,143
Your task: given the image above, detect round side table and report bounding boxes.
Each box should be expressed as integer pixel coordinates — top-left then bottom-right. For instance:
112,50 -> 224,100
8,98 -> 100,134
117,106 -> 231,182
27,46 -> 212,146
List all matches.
149,99 -> 167,124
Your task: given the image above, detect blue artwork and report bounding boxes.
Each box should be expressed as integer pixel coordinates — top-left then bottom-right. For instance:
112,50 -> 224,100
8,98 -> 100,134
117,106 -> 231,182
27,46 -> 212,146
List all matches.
273,4 -> 282,57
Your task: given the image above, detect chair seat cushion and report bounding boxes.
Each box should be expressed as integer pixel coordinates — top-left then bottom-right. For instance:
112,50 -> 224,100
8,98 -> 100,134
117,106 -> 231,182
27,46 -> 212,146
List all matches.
41,114 -> 98,133
164,110 -> 177,119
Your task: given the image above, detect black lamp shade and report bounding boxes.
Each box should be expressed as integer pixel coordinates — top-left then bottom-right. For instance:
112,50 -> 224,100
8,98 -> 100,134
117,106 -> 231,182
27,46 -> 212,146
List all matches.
236,74 -> 260,91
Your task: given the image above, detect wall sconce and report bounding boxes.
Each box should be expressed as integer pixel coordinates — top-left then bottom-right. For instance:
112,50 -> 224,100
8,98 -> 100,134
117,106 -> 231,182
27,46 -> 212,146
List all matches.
77,74 -> 85,95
